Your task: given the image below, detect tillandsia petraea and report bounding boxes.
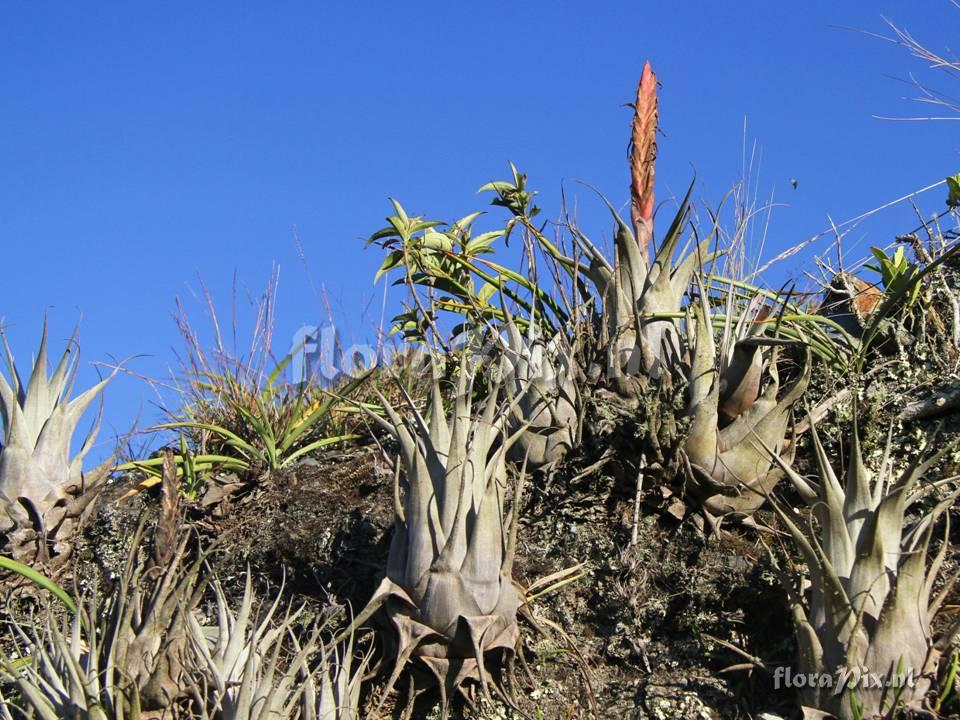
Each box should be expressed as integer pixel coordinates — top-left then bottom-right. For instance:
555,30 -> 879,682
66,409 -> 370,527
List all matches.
499,309 -> 581,470
0,512 -> 207,718
0,564 -> 369,720
681,285 -> 811,531
360,355 -> 528,717
477,63 -> 717,401
571,61 -> 716,395
766,409 -> 960,719
580,62 -> 812,528
0,320 -> 118,564
186,571 -> 370,720
604,61 -> 705,383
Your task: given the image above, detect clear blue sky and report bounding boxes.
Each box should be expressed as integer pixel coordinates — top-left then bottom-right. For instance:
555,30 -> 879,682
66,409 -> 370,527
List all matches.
1,1 -> 957,459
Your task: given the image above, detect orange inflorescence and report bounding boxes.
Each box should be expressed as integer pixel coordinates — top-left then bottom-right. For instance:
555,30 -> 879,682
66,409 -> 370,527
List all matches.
631,60 -> 658,261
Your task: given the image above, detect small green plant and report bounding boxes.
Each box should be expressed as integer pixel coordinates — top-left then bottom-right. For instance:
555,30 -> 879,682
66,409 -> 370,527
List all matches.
117,433 -> 242,500
936,651 -> 960,714
850,240 -> 960,371
945,173 -> 960,209
367,196 -> 567,343
130,275 -> 371,483
866,245 -> 923,313
478,161 -> 540,233
155,357 -> 369,474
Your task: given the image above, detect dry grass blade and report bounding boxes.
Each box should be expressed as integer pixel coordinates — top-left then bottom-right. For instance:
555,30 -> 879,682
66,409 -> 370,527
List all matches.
153,449 -> 182,568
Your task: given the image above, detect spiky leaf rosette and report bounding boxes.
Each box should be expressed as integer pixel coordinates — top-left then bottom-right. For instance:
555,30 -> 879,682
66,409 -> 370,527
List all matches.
524,63 -> 709,390
186,572 -> 370,720
0,321 -> 116,563
186,573 -> 310,719
683,290 -> 810,531
768,412 -> 960,719
304,630 -> 370,720
500,312 -> 580,469
573,62 -> 714,389
575,177 -> 711,392
363,358 -> 525,714
0,518 -> 205,717
103,522 -> 205,710
1,602 -> 144,720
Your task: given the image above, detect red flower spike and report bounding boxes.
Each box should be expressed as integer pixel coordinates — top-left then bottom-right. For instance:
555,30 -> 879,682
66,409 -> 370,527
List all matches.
630,60 -> 658,264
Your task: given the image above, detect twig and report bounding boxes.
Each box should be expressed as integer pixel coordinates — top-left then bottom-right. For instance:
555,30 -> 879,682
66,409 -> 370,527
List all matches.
899,382 -> 960,422
631,455 -> 647,546
793,388 -> 853,437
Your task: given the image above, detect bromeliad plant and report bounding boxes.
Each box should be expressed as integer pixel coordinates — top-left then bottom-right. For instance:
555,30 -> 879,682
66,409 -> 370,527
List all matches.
683,287 -> 811,531
481,63 -> 820,531
581,62 -> 713,390
361,356 -> 527,716
867,245 -> 924,317
477,63 -> 715,395
126,276 -> 369,496
767,410 -> 960,719
364,64 -> 736,485
186,572 -> 370,720
0,513 -> 207,717
0,564 -> 370,720
1,600 -> 146,720
151,358 -> 369,475
2,453 -> 368,720
0,321 -> 117,564
166,277 -> 368,472
499,310 -> 580,470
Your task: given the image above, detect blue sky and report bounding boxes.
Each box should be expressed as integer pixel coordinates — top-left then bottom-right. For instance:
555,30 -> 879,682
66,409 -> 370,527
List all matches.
1,1 -> 958,459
